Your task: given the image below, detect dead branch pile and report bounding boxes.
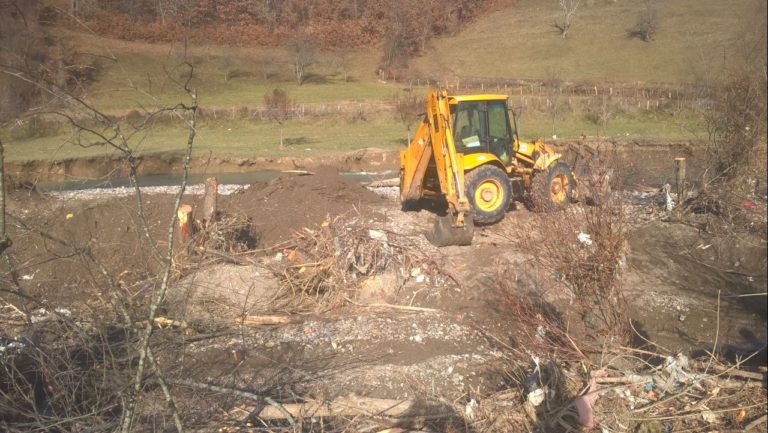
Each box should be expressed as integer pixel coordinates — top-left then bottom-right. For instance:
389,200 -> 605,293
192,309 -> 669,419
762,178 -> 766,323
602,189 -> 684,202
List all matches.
497,274 -> 589,362
682,188 -> 768,239
265,215 -> 438,310
193,212 -> 257,254
504,199 -> 630,339
171,210 -> 259,276
0,306 -> 134,431
482,346 -> 767,433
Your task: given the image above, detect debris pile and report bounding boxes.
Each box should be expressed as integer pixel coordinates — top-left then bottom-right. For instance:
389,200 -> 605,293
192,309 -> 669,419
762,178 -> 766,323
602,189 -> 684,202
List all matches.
266,215 -> 446,310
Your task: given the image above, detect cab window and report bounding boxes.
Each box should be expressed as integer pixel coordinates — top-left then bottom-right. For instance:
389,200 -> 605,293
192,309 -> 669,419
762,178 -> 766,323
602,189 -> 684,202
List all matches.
487,101 -> 512,162
453,102 -> 486,152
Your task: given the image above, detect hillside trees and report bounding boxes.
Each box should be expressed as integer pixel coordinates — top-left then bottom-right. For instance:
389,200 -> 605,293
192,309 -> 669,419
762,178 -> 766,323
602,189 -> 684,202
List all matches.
44,0 -> 517,49
554,0 -> 580,39
264,88 -> 295,149
287,33 -> 317,85
627,0 -> 659,42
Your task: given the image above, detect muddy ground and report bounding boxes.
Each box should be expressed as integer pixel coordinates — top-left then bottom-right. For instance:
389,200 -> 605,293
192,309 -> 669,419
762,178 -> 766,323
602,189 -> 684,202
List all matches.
1,147 -> 766,431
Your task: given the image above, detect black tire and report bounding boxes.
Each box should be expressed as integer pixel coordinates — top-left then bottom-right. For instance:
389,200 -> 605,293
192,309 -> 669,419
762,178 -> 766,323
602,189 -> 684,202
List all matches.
465,165 -> 512,224
530,162 -> 574,212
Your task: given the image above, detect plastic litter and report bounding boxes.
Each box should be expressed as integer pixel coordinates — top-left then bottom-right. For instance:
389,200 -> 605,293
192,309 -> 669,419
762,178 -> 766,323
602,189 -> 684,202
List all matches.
577,232 -> 593,246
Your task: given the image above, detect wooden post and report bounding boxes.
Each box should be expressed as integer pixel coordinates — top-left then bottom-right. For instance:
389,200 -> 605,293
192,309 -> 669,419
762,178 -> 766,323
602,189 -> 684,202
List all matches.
675,158 -> 686,203
202,177 -> 218,228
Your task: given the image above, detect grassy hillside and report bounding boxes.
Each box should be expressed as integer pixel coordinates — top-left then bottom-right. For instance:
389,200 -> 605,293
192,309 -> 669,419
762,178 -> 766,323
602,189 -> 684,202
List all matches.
414,0 -> 752,83
73,34 -> 402,111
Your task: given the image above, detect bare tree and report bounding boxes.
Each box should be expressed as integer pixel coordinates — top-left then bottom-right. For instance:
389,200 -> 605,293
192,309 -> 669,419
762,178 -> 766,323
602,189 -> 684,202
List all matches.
544,71 -> 564,138
287,33 -> 316,85
392,92 -> 422,142
163,0 -> 199,59
264,88 -> 295,148
1,5 -> 199,431
215,54 -> 236,81
627,0 -> 659,42
554,0 -> 581,39
584,94 -> 615,136
0,138 -> 9,255
330,48 -> 352,82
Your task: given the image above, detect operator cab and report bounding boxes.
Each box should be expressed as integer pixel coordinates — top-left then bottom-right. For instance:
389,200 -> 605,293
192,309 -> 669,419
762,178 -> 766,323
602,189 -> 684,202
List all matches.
450,95 -> 515,164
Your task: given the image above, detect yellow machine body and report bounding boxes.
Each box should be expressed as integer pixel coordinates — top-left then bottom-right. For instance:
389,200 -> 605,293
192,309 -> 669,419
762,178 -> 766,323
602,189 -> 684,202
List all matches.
399,90 -> 576,245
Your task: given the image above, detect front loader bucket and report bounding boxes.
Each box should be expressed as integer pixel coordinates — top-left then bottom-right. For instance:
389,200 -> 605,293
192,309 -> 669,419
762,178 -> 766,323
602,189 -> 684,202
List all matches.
426,213 -> 474,247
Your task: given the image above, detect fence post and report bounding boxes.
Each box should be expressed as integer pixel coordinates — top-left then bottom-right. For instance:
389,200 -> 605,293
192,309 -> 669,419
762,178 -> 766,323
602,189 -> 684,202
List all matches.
675,158 -> 686,202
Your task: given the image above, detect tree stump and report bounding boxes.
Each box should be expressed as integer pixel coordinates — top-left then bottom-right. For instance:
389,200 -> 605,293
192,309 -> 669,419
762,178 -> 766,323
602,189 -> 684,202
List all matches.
203,177 -> 218,228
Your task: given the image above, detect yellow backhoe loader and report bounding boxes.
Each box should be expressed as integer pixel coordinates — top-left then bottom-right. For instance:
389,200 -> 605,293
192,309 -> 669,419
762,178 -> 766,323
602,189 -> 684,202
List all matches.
400,89 -> 576,246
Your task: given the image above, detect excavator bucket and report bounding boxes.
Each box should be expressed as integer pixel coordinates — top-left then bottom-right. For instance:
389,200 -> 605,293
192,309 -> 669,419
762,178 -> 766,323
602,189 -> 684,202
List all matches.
425,213 -> 474,247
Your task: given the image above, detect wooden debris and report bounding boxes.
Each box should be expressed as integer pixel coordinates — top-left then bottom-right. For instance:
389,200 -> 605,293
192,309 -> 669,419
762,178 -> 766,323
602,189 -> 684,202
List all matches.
255,394 -> 454,421
134,316 -> 188,329
241,315 -> 292,326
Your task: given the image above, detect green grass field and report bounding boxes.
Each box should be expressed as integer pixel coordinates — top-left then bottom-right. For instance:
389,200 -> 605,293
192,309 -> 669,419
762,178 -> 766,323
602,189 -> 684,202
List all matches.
3,109 -> 704,162
2,117 -> 409,162
5,0 -> 754,162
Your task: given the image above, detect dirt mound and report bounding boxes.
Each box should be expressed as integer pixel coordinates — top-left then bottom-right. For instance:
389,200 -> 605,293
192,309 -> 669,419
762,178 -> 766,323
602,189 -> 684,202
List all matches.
221,166 -> 384,246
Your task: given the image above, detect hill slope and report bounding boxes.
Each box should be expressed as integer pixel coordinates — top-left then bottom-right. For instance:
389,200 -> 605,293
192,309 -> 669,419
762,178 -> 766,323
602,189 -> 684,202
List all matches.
414,0 -> 756,83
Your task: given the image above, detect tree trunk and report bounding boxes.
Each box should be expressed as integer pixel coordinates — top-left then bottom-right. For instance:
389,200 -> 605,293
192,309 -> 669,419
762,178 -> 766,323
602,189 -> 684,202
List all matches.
0,138 -> 9,255
158,0 -> 165,25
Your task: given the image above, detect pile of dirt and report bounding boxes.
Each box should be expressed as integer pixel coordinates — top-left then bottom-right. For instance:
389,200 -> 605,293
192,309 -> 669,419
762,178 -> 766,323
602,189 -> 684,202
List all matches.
4,191 -> 179,305
221,166 -> 384,247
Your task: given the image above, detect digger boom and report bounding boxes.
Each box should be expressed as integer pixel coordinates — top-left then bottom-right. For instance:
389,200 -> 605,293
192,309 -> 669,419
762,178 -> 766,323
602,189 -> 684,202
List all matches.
400,90 -> 471,222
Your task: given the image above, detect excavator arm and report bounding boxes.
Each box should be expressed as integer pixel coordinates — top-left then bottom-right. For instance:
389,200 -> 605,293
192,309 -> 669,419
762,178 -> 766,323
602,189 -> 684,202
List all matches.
400,90 -> 472,216
400,90 -> 474,245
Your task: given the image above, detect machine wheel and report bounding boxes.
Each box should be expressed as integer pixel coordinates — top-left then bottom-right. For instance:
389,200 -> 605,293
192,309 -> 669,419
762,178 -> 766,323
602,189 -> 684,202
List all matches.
426,212 -> 475,247
465,165 -> 512,224
530,162 -> 574,211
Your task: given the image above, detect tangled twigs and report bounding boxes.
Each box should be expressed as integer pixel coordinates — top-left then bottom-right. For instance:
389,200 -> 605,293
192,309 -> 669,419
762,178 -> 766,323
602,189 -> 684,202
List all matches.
165,379 -> 295,425
265,215 -> 442,311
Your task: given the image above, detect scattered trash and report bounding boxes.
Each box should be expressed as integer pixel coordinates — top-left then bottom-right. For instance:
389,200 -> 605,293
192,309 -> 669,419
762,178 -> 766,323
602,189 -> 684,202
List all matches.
701,409 -> 719,423
577,232 -> 593,246
662,184 -> 675,211
527,388 -> 545,407
736,407 -> 746,423
464,398 -> 477,419
0,337 -> 26,356
65,213 -> 74,220
574,369 -> 606,428
741,200 -> 757,209
367,229 -> 388,242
